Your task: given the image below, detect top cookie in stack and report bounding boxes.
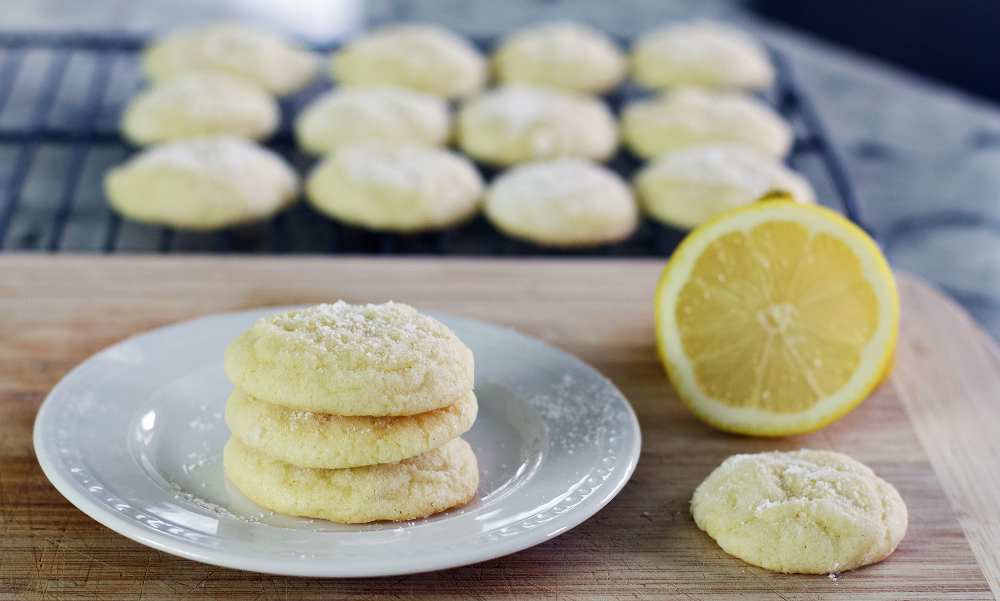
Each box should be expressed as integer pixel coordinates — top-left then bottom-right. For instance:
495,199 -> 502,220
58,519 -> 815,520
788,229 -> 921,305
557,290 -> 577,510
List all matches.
221,301 -> 479,523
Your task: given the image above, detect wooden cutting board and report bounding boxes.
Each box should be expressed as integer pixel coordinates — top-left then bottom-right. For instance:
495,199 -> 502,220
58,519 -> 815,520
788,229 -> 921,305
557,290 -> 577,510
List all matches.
1,256 -> 997,600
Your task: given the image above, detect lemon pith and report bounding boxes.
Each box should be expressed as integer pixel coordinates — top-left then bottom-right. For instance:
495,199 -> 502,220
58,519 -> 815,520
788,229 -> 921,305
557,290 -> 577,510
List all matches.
655,201 -> 898,436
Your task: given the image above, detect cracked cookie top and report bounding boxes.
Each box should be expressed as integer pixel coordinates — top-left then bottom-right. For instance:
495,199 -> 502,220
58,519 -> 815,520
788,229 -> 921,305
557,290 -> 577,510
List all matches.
224,301 -> 474,416
691,449 -> 908,574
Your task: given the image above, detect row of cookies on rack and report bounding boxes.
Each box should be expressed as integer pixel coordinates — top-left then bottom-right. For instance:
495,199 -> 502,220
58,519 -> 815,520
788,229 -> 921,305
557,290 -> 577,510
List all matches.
136,19 -> 776,100
105,20 -> 814,246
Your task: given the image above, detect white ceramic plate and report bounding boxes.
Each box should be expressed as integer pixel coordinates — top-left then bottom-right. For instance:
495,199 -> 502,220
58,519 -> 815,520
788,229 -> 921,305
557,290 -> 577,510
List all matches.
34,308 -> 641,577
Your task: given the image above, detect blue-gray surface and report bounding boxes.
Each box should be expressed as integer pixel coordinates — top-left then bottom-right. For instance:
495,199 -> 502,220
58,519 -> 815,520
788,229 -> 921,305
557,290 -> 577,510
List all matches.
2,0 -> 999,341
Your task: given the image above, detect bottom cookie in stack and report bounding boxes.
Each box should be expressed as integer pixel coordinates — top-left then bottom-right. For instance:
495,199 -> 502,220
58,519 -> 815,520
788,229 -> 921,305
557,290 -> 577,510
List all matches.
221,301 -> 479,523
224,437 -> 479,523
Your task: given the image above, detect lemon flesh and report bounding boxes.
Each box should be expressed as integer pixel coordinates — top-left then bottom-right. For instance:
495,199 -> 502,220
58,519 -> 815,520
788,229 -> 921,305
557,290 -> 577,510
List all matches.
655,202 -> 898,436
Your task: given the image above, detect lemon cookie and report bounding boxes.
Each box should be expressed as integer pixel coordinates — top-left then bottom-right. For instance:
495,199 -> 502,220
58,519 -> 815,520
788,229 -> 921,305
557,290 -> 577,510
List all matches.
120,72 -> 279,146
331,23 -> 487,100
225,437 -> 479,523
631,21 -> 775,91
493,21 -> 627,94
224,301 -> 475,416
457,84 -> 618,166
142,23 -> 318,96
294,86 -> 451,156
485,158 -> 638,247
305,143 -> 484,232
634,144 -> 815,230
621,86 -> 793,160
226,388 -> 478,469
691,449 -> 908,574
104,135 -> 298,230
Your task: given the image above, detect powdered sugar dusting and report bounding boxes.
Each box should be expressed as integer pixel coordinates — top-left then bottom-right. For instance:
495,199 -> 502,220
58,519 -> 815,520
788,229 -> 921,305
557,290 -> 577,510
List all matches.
296,86 -> 450,152
263,300 -> 460,367
337,144 -> 466,190
181,439 -> 217,474
135,135 -> 278,173
171,483 -> 268,523
460,84 -> 617,163
467,85 -> 559,135
464,85 -> 610,136
286,409 -> 315,431
522,371 -> 627,456
489,158 -> 633,213
492,158 -> 596,199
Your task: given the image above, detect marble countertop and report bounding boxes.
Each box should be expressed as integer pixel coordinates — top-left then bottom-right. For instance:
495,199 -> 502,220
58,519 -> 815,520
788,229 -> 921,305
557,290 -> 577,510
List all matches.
2,0 -> 998,339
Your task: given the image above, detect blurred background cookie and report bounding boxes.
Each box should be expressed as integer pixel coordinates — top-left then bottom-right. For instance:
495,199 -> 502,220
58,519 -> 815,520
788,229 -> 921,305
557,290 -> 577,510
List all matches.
120,72 -> 279,146
141,23 -> 319,96
306,143 -> 485,233
622,86 -> 793,159
457,85 -> 618,166
485,158 -> 638,247
633,144 -> 815,230
331,23 -> 487,100
631,21 -> 775,91
103,135 -> 298,230
294,86 -> 451,156
492,21 -> 627,94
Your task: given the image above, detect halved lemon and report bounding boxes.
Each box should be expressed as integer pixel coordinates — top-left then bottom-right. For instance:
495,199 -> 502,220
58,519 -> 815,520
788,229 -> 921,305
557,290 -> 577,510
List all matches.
654,200 -> 898,436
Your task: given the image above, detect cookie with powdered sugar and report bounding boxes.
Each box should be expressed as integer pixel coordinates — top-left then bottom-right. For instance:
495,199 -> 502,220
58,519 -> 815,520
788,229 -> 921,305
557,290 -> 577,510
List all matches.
457,84 -> 618,167
121,72 -> 279,145
485,158 -> 638,247
621,86 -> 793,160
305,142 -> 484,233
331,23 -> 487,100
224,437 -> 479,523
493,21 -> 627,94
224,301 -> 475,416
691,449 -> 908,574
103,135 -> 298,230
142,23 -> 318,96
631,21 -> 775,91
225,387 -> 477,469
633,143 -> 815,230
294,86 -> 451,156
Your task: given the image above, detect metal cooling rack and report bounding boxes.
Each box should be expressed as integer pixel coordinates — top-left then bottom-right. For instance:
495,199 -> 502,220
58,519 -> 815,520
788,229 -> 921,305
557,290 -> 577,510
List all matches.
0,31 -> 870,255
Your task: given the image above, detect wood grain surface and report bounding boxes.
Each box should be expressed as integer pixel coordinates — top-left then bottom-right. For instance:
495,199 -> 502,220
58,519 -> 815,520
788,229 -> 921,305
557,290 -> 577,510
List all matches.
0,256 -> 996,600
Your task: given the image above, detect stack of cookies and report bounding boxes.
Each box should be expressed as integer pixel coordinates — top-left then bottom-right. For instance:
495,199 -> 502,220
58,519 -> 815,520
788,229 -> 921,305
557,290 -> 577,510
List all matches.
221,301 -> 479,523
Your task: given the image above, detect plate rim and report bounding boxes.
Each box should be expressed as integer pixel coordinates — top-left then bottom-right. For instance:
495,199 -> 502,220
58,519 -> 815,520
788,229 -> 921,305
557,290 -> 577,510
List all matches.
33,307 -> 642,577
